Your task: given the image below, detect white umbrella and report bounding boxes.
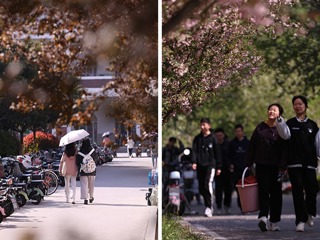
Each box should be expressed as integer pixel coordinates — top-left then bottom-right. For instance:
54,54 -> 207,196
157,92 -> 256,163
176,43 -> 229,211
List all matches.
102,131 -> 113,137
59,129 -> 89,147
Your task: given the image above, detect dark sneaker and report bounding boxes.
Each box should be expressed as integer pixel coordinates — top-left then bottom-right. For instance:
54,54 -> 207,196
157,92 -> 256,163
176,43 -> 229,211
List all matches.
84,200 -> 88,205
89,198 -> 94,203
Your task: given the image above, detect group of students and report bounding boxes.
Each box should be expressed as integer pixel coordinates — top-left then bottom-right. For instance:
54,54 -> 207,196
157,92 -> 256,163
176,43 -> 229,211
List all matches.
59,138 -> 97,205
191,95 -> 319,233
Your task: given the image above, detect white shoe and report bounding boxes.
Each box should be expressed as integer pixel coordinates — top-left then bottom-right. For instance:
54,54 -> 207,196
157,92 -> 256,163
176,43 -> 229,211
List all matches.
307,215 -> 314,227
268,221 -> 280,231
258,216 -> 268,232
205,207 -> 213,217
296,222 -> 305,232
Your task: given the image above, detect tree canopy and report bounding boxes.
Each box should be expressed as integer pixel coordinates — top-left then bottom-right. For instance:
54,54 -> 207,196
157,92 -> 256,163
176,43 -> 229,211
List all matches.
0,0 -> 157,130
162,0 -> 320,122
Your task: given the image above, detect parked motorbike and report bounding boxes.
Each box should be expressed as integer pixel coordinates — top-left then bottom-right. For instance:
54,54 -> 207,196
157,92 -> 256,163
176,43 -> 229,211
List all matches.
0,178 -> 20,218
162,148 -> 197,216
136,144 -> 142,157
104,147 -> 114,162
146,147 -> 152,157
180,148 -> 197,204
163,171 -> 186,216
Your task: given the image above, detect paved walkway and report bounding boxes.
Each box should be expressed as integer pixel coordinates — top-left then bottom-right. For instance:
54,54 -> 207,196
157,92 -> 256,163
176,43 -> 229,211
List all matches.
182,192 -> 320,240
0,154 -> 157,240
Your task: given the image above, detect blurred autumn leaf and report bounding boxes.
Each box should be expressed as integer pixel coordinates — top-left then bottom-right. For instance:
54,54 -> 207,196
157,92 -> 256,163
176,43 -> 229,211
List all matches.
0,0 -> 158,131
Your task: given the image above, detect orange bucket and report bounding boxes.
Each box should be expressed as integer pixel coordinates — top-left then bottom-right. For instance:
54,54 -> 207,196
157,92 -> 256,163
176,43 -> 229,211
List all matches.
236,167 -> 259,213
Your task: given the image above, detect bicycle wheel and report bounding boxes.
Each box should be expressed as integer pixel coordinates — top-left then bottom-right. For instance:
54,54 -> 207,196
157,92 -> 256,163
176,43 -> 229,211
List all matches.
42,170 -> 58,195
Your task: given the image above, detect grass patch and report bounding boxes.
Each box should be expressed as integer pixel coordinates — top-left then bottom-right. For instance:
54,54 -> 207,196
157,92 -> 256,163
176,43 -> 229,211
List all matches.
162,215 -> 206,240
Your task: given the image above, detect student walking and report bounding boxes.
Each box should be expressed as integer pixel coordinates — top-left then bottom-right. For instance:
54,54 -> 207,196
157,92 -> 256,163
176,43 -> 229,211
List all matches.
276,95 -> 320,232
76,138 -> 97,205
246,103 -> 287,232
229,124 -> 250,211
214,128 -> 233,215
192,118 -> 222,217
127,136 -> 135,158
59,143 -> 78,204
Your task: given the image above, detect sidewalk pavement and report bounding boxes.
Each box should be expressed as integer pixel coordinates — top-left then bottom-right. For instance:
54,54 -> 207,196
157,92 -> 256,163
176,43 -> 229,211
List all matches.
0,155 -> 157,240
182,192 -> 320,240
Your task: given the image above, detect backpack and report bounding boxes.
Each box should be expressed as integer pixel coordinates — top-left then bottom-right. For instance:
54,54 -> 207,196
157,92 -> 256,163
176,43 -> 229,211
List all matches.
78,149 -> 96,173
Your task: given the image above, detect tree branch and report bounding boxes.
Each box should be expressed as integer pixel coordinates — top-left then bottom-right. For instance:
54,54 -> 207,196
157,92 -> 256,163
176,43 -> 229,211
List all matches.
163,0 -> 203,36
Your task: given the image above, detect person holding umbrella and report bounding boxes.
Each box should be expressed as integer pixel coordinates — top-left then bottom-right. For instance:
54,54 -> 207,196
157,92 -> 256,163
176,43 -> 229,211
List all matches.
59,143 -> 78,204
76,138 -> 98,204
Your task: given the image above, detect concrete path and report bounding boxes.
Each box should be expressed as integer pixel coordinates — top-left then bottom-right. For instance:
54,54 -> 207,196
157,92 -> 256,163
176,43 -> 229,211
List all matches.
0,154 -> 158,240
182,192 -> 320,240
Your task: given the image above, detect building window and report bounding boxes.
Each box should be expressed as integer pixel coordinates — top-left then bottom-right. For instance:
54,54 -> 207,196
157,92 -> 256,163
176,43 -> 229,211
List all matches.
83,64 -> 97,76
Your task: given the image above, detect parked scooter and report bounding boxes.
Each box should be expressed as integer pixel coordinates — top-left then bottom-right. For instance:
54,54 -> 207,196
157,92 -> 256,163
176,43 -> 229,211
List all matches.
0,178 -> 20,218
163,149 -> 197,216
163,170 -> 186,216
180,148 -> 197,204
136,144 -> 142,157
104,147 -> 114,162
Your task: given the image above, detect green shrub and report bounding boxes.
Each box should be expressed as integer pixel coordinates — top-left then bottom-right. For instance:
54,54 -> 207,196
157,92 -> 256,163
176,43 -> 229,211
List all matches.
0,131 -> 20,156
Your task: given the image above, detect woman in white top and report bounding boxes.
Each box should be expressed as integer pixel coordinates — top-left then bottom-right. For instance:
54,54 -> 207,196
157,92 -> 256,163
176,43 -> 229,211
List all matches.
127,137 -> 135,158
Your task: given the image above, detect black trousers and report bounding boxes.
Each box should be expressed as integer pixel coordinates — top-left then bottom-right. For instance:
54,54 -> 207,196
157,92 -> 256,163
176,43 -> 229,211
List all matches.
197,166 -> 215,209
129,148 -> 133,156
288,167 -> 318,225
215,170 -> 233,209
256,164 -> 282,223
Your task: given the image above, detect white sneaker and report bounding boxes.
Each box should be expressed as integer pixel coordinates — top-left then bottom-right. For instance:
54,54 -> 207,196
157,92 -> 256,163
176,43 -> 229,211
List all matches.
307,215 -> 314,227
205,207 -> 213,217
268,221 -> 280,231
258,216 -> 268,232
296,222 -> 305,232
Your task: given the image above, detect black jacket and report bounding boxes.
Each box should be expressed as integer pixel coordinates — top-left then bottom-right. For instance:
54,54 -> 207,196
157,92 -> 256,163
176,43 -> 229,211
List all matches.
192,131 -> 222,168
162,140 -> 184,166
286,117 -> 318,168
229,136 -> 250,172
246,122 -> 287,169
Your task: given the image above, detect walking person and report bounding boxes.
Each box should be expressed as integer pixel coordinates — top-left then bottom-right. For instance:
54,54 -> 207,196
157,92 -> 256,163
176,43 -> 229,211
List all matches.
151,133 -> 158,168
276,95 -> 320,232
76,138 -> 97,205
246,103 -> 287,232
214,128 -> 233,215
59,143 -> 78,204
192,118 -> 222,217
127,136 -> 135,158
229,124 -> 250,211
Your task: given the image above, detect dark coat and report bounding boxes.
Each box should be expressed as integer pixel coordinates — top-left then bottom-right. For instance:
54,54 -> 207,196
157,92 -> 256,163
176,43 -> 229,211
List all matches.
229,136 -> 250,172
246,122 -> 287,169
192,131 -> 222,168
286,117 -> 318,168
